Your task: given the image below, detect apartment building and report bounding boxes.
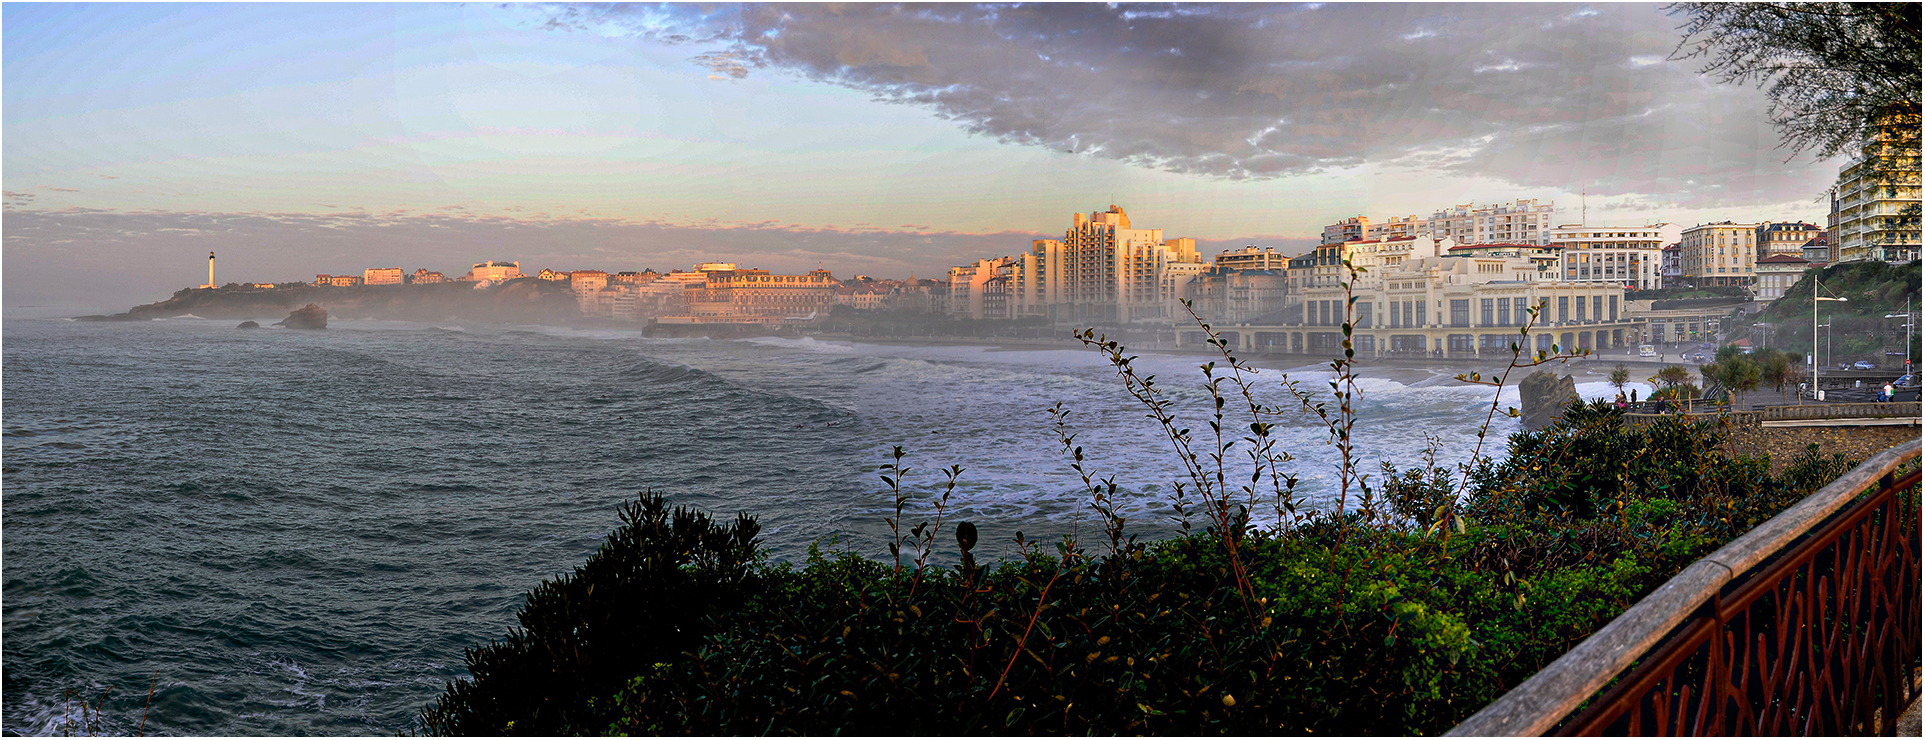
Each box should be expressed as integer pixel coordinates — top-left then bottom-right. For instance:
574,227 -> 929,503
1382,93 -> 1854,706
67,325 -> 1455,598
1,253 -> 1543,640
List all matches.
1755,254 -> 1812,300
1547,223 -> 1679,291
1802,235 -> 1831,268
362,267 -> 404,286
536,269 -> 570,281
411,269 -> 447,284
1186,268 -> 1289,325
1321,216 -> 1373,245
569,269 -> 609,314
1015,206 -> 1205,323
1426,199 -> 1556,245
1214,246 -> 1291,271
1755,222 -> 1824,260
947,256 -> 1015,320
312,274 -> 362,287
1661,244 -> 1682,287
1679,222 -> 1758,289
1829,129 -> 1922,264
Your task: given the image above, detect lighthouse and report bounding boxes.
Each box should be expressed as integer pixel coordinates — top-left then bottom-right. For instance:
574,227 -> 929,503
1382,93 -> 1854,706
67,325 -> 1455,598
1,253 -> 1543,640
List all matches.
203,251 -> 216,289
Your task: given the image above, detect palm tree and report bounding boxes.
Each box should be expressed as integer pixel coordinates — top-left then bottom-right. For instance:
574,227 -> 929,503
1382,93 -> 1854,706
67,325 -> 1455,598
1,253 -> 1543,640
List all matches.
1610,363 -> 1631,397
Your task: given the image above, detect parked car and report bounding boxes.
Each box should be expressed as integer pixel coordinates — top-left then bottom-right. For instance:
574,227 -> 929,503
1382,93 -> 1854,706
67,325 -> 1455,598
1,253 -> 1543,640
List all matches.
1853,360 -> 1877,370
1896,374 -> 1915,387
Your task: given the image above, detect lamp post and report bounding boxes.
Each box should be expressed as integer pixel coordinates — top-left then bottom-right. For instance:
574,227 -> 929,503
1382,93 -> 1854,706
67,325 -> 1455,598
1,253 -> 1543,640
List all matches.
1813,279 -> 1848,401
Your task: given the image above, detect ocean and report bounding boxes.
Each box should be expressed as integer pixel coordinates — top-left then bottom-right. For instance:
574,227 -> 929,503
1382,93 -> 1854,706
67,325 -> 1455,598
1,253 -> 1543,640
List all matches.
1,316 -> 1624,735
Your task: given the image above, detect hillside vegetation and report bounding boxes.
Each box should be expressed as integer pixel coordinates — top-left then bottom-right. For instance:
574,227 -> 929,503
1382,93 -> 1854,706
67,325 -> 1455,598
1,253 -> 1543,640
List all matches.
1757,260 -> 1921,361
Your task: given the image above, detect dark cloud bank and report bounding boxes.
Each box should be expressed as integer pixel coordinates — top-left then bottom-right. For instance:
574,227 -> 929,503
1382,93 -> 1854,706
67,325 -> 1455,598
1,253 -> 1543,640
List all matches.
541,2 -> 1834,208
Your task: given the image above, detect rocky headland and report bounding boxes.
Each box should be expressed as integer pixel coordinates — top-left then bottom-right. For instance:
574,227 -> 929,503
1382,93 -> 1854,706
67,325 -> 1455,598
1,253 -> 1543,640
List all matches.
97,278 -> 582,325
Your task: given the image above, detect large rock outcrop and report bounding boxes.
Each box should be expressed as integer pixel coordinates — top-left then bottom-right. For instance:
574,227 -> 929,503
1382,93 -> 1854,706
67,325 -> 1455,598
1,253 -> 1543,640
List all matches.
1518,370 -> 1579,431
275,304 -> 328,330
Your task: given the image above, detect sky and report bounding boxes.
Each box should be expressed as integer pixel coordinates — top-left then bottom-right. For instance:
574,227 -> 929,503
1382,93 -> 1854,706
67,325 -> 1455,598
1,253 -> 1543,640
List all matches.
4,2 -> 1842,311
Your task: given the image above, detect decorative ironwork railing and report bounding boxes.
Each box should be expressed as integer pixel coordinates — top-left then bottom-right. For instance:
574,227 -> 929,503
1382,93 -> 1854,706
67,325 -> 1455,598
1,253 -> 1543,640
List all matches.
1447,439 -> 1921,736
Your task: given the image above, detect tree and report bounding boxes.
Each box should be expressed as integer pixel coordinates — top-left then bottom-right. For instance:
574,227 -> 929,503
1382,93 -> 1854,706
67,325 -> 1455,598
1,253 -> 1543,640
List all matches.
1609,363 -> 1631,397
1656,365 -> 1695,389
1667,3 -> 1922,161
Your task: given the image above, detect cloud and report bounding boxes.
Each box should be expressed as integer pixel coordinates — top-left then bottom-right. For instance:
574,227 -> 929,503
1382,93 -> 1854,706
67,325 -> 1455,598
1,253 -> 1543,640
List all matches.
534,2 -> 1835,208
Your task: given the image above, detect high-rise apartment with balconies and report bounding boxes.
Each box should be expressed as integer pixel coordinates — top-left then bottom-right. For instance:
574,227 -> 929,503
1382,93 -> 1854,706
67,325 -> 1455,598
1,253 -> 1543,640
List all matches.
1829,123 -> 1921,264
1044,205 -> 1204,323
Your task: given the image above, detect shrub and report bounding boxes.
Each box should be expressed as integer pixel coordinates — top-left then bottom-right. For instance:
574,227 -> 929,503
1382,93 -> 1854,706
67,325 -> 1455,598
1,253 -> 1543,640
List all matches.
417,286 -> 1885,736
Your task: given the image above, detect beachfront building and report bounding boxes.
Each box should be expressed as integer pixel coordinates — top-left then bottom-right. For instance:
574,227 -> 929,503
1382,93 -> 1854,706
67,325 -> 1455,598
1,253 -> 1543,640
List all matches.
569,270 -> 609,315
411,269 -> 447,284
947,256 -> 1016,320
462,260 -> 523,282
1007,206 -> 1206,323
1187,266 -> 1289,326
1679,222 -> 1759,289
1547,223 -> 1679,291
1628,301 -> 1734,346
362,267 -> 404,286
665,266 -> 838,324
1184,237 -> 1634,357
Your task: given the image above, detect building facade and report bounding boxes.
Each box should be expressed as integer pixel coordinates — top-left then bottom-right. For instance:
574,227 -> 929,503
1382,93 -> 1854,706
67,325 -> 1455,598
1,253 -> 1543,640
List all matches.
1547,223 -> 1680,291
1679,222 -> 1758,289
1425,199 -> 1556,246
1829,131 -> 1922,264
362,267 -> 404,285
1755,222 -> 1824,261
1019,206 -> 1205,323
671,267 -> 838,323
463,260 -> 523,282
1754,254 -> 1811,300
1321,216 -> 1373,245
1189,237 -> 1632,358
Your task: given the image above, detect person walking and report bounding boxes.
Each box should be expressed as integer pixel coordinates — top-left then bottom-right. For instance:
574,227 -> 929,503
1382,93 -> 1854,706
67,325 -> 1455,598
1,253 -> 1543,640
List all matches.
1882,382 -> 1894,402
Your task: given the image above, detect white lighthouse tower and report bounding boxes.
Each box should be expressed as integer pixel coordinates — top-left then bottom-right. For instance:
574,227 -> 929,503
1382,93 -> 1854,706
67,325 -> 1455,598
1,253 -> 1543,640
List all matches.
202,251 -> 216,289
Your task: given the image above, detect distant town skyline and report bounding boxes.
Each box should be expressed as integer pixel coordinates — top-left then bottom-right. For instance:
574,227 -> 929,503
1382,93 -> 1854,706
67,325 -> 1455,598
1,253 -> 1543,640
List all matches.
5,3 -> 1838,311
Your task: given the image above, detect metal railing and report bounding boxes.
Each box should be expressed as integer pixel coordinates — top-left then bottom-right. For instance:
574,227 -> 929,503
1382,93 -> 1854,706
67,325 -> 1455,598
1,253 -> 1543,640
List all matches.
1447,439 -> 1921,736
1762,402 -> 1921,422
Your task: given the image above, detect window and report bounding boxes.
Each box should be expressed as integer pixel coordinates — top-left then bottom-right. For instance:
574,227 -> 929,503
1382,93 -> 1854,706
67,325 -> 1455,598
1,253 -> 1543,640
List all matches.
1576,295 -> 1586,322
1416,302 -> 1427,326
1451,299 -> 1470,327
1497,298 -> 1511,326
1481,298 -> 1494,326
1514,297 -> 1528,326
1594,296 -> 1604,323
1558,296 -> 1569,323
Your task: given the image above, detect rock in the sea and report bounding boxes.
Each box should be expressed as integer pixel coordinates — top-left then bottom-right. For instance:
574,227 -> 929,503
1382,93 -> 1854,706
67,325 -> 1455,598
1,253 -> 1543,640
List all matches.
1518,370 -> 1579,431
237,321 -> 260,329
274,304 -> 328,330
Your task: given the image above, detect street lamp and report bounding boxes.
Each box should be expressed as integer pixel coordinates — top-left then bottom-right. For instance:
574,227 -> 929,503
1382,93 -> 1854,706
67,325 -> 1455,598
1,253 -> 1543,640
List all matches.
1813,280 -> 1848,401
